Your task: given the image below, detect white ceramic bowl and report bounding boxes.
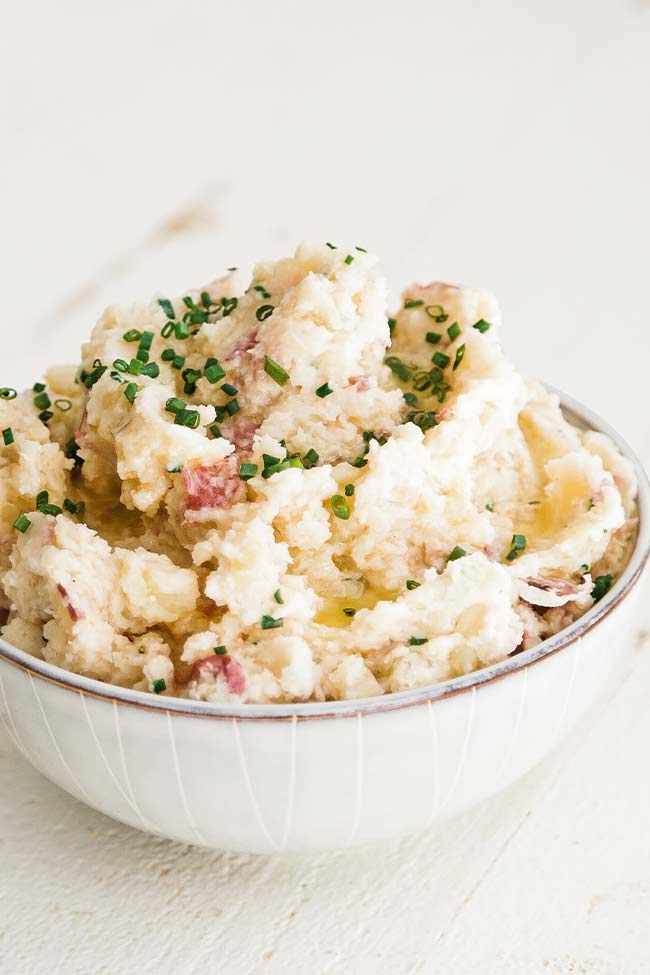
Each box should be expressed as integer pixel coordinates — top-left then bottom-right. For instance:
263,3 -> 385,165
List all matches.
0,392 -> 648,854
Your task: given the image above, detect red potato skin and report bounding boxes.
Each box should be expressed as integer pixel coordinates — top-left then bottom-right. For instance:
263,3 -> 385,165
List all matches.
177,653 -> 246,694
181,457 -> 245,513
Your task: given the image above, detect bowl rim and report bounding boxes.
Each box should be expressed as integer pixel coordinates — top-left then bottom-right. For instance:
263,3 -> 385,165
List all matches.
0,388 -> 648,721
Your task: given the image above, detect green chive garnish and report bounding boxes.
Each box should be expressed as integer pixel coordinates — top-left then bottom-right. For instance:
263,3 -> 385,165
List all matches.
264,356 -> 290,387
330,495 -> 350,520
355,245 -> 367,253
404,298 -> 424,309
406,579 -> 420,590
165,397 -> 185,414
166,464 -> 182,473
447,545 -> 467,562
343,607 -> 356,617
344,255 -> 354,265
214,645 -> 227,655
256,304 -> 274,322
453,344 -> 465,370
506,534 -> 526,561
33,382 -> 46,392
221,297 -> 238,317
473,319 -> 492,333
225,398 -> 240,416
344,483 -> 355,497
152,679 -> 166,694
123,383 -> 138,405
123,329 -> 142,342
273,589 -> 283,604
591,574 -> 613,602
13,514 -> 31,534
425,332 -> 442,344
425,305 -> 448,322
409,636 -> 427,646
303,448 -> 319,468
33,392 -> 51,410
384,356 -> 411,381
158,298 -> 175,319
447,322 -> 461,341
54,398 -> 72,411
260,615 -> 283,630
326,242 -> 337,249
432,351 -> 450,369
0,388 -> 17,400
221,383 -> 238,396
316,383 -> 333,398
485,501 -> 495,512
2,428 -> 14,446
239,463 -> 258,481
204,359 -> 226,383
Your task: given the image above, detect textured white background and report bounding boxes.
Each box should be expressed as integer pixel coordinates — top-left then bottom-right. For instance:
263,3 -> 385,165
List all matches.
2,1 -> 650,972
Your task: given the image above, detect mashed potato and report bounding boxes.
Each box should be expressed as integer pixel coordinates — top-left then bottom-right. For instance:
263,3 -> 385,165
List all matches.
0,243 -> 638,703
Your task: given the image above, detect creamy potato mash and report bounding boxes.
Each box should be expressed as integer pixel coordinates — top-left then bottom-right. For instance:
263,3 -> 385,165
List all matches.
0,243 -> 637,702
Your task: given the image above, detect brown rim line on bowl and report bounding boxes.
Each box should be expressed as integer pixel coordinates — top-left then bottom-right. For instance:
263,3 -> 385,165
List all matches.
1,388 -> 648,722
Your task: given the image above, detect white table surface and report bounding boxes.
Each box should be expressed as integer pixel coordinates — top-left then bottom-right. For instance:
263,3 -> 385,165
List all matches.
2,2 -> 650,972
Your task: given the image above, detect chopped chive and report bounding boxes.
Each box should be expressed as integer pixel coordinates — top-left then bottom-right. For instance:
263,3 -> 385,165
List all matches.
591,574 -> 613,602
486,501 -> 495,512
63,498 -> 81,514
388,316 -> 396,336
325,242 -> 337,249
425,332 -> 442,344
39,502 -> 63,516
432,351 -> 450,369
127,358 -> 143,376
65,439 -> 83,468
527,500 -> 541,506
404,298 -> 424,309
343,607 -> 356,617
344,254 -> 354,265
447,545 -> 467,562
175,320 -> 190,340
166,463 -> 182,473
406,410 -> 437,432
253,284 -> 271,299
353,456 -> 367,468
506,534 -> 526,561
141,362 -> 160,378
473,319 -> 492,333
204,360 -> 226,383
123,383 -> 138,405
225,398 -> 240,416
158,298 -> 175,319
384,356 -> 412,381
580,563 -> 589,573
174,408 -> 200,429
406,579 -> 420,590
315,382 -> 333,398
53,398 -> 72,412
221,383 -> 238,396
165,397 -> 186,414
409,636 -> 427,646
264,356 -> 290,387
160,348 -> 176,362
0,388 -> 17,400
453,344 -> 465,370
152,679 -> 166,694
239,462 -> 258,481
344,483 -> 355,497
138,331 -> 154,351
200,291 -> 212,307
2,428 -> 14,446
303,448 -> 319,468
355,245 -> 367,253
171,355 -> 185,370
214,645 -> 227,655
33,392 -> 51,410
13,513 -> 31,534
403,392 -> 417,406
39,411 -> 53,423
330,494 -> 350,520
425,305 -> 449,322
33,382 -> 46,392
260,615 -> 283,630
123,329 -> 142,342
160,321 -> 175,339
36,489 -> 49,507
447,322 -> 461,341
209,423 -> 222,439
273,589 -> 283,605
221,297 -> 238,317
256,304 -> 275,322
